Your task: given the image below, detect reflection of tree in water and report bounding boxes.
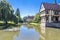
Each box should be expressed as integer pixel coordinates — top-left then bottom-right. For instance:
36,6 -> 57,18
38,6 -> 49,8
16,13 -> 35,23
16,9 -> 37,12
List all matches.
26,24 -> 41,40
33,26 -> 41,40
26,25 -> 33,29
27,24 -> 41,33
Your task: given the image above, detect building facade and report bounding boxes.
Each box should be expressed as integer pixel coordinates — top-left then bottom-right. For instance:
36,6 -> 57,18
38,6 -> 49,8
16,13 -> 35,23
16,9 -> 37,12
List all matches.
40,3 -> 60,27
23,16 -> 34,22
40,0 -> 60,33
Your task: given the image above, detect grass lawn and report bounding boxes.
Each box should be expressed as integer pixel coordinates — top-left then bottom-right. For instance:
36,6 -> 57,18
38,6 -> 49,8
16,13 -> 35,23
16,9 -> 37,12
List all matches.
0,31 -> 19,40
8,21 -> 15,24
29,23 -> 40,26
0,21 -> 4,23
0,21 -> 21,29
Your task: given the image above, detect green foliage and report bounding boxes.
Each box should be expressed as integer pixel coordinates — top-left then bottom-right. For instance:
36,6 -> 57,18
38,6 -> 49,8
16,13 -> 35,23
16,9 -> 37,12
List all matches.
0,0 -> 14,21
0,0 -> 21,29
33,13 -> 40,23
15,8 -> 22,23
15,8 -> 20,17
23,17 -> 27,22
13,15 -> 19,24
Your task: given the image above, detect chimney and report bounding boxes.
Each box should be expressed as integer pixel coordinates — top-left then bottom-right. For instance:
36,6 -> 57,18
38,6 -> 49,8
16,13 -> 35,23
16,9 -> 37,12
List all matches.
54,0 -> 57,4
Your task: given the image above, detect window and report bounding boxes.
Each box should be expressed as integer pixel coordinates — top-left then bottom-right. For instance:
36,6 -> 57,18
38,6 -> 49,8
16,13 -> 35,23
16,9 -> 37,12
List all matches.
46,10 -> 49,14
41,11 -> 45,14
51,16 -> 54,21
46,16 -> 49,22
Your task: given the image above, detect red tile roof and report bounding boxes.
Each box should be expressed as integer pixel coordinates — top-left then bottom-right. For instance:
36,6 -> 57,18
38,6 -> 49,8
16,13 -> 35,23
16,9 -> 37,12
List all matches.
43,3 -> 60,11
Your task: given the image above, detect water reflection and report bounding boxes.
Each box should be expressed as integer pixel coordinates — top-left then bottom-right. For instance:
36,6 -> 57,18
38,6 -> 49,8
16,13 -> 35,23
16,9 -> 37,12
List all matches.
14,25 -> 40,40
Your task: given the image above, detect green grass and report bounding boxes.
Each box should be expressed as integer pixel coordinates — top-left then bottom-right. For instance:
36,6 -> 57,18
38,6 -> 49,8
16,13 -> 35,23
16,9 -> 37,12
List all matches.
0,21 -> 21,29
0,21 -> 4,23
29,23 -> 40,26
8,21 -> 15,24
0,31 -> 19,40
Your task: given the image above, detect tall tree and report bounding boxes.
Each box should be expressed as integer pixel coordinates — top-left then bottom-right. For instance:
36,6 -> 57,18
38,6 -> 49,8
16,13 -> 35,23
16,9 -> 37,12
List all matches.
2,0 -> 6,1
0,0 -> 14,28
15,8 -> 22,23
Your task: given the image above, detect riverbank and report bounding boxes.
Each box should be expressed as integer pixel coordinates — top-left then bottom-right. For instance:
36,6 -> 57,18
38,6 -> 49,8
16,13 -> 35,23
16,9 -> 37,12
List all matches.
0,21 -> 22,30
28,23 -> 40,26
0,21 -> 21,26
2,27 -> 20,32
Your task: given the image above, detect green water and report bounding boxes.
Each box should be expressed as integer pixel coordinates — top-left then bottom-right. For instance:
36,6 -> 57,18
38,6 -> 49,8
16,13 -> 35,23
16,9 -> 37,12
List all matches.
0,25 -> 60,40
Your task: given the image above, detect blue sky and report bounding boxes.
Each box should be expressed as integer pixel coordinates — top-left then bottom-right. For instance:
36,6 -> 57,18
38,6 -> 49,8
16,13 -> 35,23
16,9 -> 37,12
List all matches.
7,0 -> 60,18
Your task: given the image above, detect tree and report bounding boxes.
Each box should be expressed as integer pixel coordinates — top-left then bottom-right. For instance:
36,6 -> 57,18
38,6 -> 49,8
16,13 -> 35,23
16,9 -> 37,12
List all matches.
23,17 -> 27,22
0,0 -> 14,28
15,8 -> 22,23
1,0 -> 6,1
33,13 -> 40,23
12,15 -> 19,24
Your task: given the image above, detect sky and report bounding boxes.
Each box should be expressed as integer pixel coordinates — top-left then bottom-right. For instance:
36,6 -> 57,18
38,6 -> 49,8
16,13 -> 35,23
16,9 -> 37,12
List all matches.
7,0 -> 60,18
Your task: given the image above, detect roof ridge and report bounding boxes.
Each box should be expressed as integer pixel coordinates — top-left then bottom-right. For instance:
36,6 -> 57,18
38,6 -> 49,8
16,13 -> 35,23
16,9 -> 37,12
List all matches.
43,2 -> 60,6
41,2 -> 60,11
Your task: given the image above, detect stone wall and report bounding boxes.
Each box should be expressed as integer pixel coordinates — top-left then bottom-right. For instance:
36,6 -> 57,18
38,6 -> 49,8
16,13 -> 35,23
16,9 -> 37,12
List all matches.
40,17 -> 46,34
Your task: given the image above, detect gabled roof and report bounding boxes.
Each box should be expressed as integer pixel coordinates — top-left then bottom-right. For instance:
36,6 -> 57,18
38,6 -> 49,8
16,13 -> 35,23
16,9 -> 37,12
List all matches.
43,3 -> 60,11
